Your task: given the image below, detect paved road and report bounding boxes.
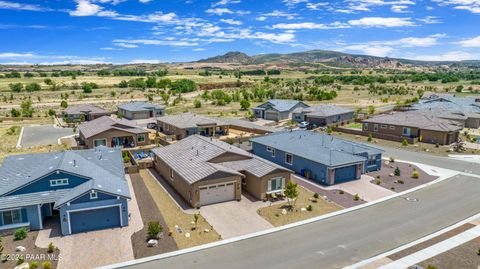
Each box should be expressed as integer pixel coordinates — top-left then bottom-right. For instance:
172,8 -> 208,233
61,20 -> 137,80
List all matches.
377,146 -> 480,175
118,175 -> 480,269
20,125 -> 75,147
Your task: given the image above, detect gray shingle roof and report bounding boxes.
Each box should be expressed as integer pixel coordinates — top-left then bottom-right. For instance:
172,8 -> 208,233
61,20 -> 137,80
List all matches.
118,101 -> 164,112
412,96 -> 480,118
0,190 -> 71,210
362,110 -> 463,132
151,135 -> 290,184
250,130 -> 383,167
0,147 -> 130,209
218,118 -> 281,133
79,116 -> 147,138
64,104 -> 108,115
255,99 -> 307,112
293,104 -> 354,117
157,113 -> 228,129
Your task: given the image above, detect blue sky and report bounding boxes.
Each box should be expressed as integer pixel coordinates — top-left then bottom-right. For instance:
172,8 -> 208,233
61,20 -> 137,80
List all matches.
0,0 -> 479,64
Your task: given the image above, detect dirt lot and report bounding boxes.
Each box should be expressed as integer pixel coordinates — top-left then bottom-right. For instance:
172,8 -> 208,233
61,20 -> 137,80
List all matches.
130,173 -> 178,259
412,236 -> 480,269
367,161 -> 438,192
257,186 -> 342,227
1,230 -> 60,269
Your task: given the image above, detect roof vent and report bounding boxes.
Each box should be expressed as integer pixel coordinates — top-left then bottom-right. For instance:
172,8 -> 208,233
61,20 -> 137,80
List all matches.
73,159 -> 77,167
97,184 -> 103,188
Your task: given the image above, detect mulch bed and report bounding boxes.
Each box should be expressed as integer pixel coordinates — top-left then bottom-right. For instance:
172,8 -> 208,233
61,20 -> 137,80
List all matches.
367,161 -> 438,193
388,223 -> 476,261
292,177 -> 366,208
1,230 -> 60,269
130,173 -> 178,259
411,236 -> 480,269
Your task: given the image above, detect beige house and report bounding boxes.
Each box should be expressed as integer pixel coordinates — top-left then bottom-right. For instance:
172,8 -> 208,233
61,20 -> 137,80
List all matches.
78,116 -> 150,148
152,135 -> 292,208
157,113 -> 229,140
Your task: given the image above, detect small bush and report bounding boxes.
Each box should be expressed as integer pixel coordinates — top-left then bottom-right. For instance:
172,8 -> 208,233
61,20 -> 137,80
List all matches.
389,157 -> 395,162
339,190 -> 344,194
426,266 -> 437,269
147,221 -> 163,239
29,261 -> 39,269
17,256 -> 24,265
313,193 -> 319,199
375,179 -> 382,185
402,139 -> 408,146
394,167 -> 401,176
353,194 -> 360,201
42,261 -> 52,269
397,179 -> 404,184
367,133 -> 373,142
47,242 -> 55,253
14,227 -> 28,241
306,205 -> 313,211
412,169 -> 420,179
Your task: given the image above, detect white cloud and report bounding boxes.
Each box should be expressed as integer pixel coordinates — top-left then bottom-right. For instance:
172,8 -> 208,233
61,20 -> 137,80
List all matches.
283,0 -> 308,7
114,42 -> 139,48
129,59 -> 162,64
348,17 -> 415,27
256,16 -> 267,21
113,39 -> 199,46
418,16 -> 442,24
69,0 -> 102,16
0,1 -> 52,11
193,48 -> 206,51
343,44 -> 395,57
212,0 -> 241,7
272,22 -> 350,29
306,2 -> 328,10
139,0 -> 152,3
457,36 -> 480,47
205,8 -> 234,15
432,0 -> 480,14
412,51 -> 477,61
0,52 -> 35,58
220,18 -> 242,25
263,10 -> 298,20
0,52 -> 109,64
391,5 -> 409,12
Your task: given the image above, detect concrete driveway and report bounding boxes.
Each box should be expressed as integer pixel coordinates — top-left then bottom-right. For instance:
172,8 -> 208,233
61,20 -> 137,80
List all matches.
324,175 -> 396,202
35,176 -> 143,269
20,124 -> 75,148
199,194 -> 274,239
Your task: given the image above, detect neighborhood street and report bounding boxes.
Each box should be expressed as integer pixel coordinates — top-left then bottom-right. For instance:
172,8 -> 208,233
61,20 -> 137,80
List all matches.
116,174 -> 480,269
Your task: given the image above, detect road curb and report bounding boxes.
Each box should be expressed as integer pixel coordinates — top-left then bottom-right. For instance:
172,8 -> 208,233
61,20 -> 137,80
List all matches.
15,126 -> 24,149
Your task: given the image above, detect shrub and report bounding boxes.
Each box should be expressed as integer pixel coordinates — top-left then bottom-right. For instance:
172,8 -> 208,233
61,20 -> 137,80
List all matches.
389,157 -> 395,162
412,169 -> 420,179
397,179 -> 404,184
42,261 -> 52,269
402,139 -> 408,146
394,167 -> 401,176
339,190 -> 344,194
353,194 -> 360,201
147,221 -> 163,239
17,257 -> 24,265
194,99 -> 202,108
29,261 -> 39,269
14,227 -> 28,241
375,179 -> 382,185
367,133 -> 373,142
306,205 -> 313,211
47,242 -> 55,253
313,193 -> 319,199
426,266 -> 437,269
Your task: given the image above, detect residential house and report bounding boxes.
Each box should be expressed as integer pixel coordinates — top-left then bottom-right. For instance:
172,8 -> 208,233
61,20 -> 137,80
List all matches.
152,135 -> 292,207
0,147 -> 130,236
410,96 -> 480,128
250,130 -> 383,186
157,113 -> 229,140
118,101 -> 165,120
63,104 -> 109,123
252,99 -> 309,121
361,110 -> 462,145
292,104 -> 354,126
78,116 -> 150,148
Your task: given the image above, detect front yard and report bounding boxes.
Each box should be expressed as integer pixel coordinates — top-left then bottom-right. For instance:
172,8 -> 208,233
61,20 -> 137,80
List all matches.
139,169 -> 221,249
257,186 -> 342,227
1,230 -> 60,269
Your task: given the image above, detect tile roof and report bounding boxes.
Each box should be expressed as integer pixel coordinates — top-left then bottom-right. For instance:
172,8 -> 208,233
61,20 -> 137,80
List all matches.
157,113 -> 228,129
78,116 -> 147,138
250,130 -> 383,167
362,110 -> 463,132
118,101 -> 164,112
255,99 -> 308,112
64,104 -> 108,115
218,118 -> 282,133
151,135 -> 290,184
293,104 -> 354,117
0,147 -> 130,209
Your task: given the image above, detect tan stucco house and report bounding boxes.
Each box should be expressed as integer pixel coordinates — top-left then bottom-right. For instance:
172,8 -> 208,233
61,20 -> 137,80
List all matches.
152,135 -> 292,208
157,113 -> 229,140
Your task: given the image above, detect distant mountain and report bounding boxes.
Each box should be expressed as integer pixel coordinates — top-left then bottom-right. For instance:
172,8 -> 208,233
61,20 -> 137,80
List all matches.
197,50 -> 480,68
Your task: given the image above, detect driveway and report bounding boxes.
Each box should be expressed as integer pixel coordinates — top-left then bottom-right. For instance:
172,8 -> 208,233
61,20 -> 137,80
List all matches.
324,175 -> 396,202
20,124 -> 75,148
35,175 -> 143,269
199,194 -> 274,239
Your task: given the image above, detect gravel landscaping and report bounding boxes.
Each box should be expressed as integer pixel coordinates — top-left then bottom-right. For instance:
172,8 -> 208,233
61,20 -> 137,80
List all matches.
367,160 -> 438,193
130,173 -> 178,259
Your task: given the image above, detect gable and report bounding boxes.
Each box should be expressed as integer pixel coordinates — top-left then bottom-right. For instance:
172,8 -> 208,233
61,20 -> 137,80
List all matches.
209,152 -> 251,163
69,191 -> 119,205
7,171 -> 90,196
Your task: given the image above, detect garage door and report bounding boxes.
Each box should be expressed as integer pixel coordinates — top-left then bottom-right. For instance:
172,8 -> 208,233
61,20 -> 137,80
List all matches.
265,111 -> 279,121
133,111 -> 150,119
199,182 -> 235,206
69,206 -> 121,234
334,165 -> 357,184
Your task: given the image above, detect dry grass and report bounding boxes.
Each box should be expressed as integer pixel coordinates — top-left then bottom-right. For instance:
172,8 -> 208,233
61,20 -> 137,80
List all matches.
257,186 -> 342,227
139,169 -> 221,249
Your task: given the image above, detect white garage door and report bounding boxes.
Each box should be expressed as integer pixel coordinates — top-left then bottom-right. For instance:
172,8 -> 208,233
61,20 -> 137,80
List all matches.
199,182 -> 235,206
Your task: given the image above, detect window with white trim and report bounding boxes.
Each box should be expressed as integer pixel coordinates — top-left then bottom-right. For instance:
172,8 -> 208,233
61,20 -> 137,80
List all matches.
389,125 -> 395,130
50,178 -> 69,187
94,139 -> 107,147
380,125 -> 387,129
1,209 -> 22,225
267,177 -> 284,193
137,134 -> 146,143
90,191 -> 98,199
285,153 -> 293,165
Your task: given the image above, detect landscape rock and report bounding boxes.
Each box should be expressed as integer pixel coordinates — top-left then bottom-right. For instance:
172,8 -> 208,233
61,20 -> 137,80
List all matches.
389,173 -> 394,177
281,209 -> 287,215
185,232 -> 190,238
301,207 -> 307,212
16,246 -> 26,252
147,239 -> 158,247
14,263 -> 29,269
204,229 -> 210,233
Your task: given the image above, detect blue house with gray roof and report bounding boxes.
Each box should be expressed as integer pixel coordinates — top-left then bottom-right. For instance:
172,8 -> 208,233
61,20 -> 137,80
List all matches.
251,130 -> 383,185
0,147 -> 130,236
252,99 -> 309,121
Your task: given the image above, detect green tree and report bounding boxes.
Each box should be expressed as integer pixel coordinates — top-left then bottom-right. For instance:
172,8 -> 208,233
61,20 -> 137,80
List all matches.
170,79 -> 196,93
47,109 -> 56,117
367,105 -> 375,115
60,100 -> 68,108
284,181 -> 299,211
146,76 -> 157,88
394,167 -> 401,176
20,100 -> 34,117
160,93 -> 170,105
25,82 -> 41,92
10,108 -> 21,117
9,82 -> 23,92
118,80 -> 128,88
194,99 -> 202,108
147,221 -> 163,239
240,99 -> 251,110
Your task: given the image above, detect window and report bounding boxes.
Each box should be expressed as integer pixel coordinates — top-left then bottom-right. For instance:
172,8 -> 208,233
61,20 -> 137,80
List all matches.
373,124 -> 379,132
90,191 -> 98,199
137,134 -> 146,143
285,153 -> 293,165
381,125 -> 387,129
389,126 -> 395,130
156,110 -> 163,116
271,149 -> 275,158
402,127 -> 411,136
50,179 -> 69,187
169,168 -> 174,180
94,139 -> 106,147
268,177 -> 284,193
368,155 -> 376,166
2,209 -> 22,225
266,146 -> 272,152
363,123 -> 368,131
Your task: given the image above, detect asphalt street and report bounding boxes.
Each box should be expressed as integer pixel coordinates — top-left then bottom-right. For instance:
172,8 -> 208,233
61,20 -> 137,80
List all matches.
119,174 -> 480,269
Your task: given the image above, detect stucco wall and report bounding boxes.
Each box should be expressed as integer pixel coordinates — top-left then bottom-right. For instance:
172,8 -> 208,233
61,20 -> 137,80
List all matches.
82,129 -> 150,149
